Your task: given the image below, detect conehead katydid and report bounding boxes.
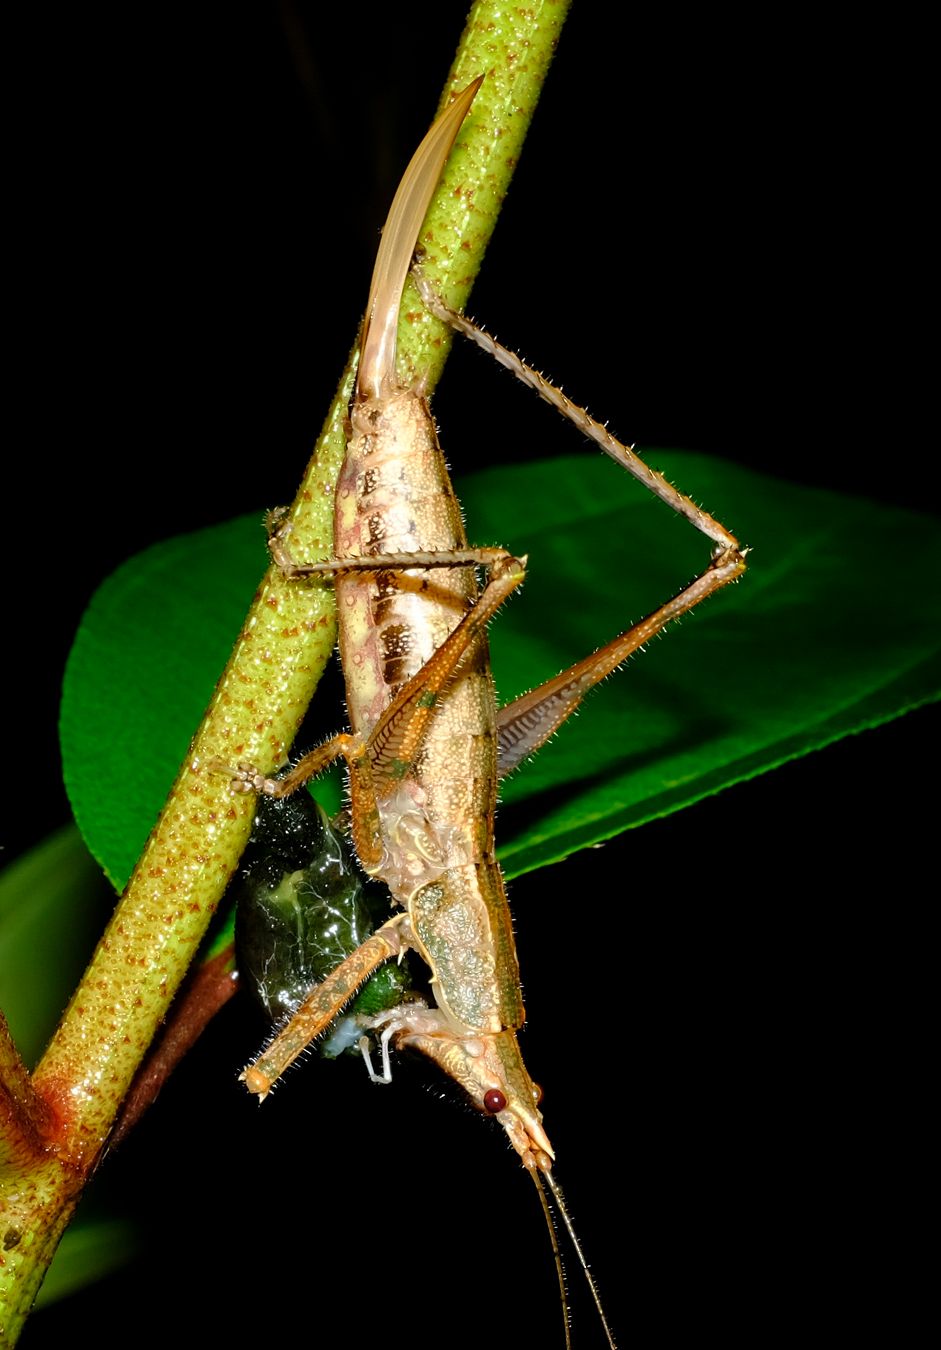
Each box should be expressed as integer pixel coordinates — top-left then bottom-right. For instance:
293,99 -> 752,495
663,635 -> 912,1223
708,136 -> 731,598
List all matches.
217,78 -> 745,1349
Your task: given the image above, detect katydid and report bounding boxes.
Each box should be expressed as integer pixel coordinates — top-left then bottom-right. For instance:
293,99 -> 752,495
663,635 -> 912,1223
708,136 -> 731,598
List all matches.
222,78 -> 745,1348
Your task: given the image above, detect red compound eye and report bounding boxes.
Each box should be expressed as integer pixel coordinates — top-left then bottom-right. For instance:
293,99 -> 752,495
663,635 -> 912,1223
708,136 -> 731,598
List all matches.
483,1088 -> 507,1115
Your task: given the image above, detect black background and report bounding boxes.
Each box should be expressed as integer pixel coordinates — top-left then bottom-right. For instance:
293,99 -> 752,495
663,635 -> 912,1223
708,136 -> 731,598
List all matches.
10,5 -> 934,1346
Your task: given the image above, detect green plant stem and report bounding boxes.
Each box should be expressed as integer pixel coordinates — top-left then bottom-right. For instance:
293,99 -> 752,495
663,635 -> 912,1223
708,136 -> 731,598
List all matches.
0,1 -> 570,1336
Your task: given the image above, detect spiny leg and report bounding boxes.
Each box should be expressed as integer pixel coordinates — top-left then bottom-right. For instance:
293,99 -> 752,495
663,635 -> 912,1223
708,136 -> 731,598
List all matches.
262,516 -> 528,794
217,738 -> 411,1097
413,265 -> 741,555
497,548 -> 744,775
361,551 -> 525,790
412,267 -> 747,772
269,531 -> 513,580
241,915 -> 408,1098
221,734 -> 418,1097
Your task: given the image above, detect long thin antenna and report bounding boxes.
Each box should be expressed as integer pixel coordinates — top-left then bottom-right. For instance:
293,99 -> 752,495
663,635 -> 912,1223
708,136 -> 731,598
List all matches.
543,1167 -> 618,1349
532,1167 -> 573,1350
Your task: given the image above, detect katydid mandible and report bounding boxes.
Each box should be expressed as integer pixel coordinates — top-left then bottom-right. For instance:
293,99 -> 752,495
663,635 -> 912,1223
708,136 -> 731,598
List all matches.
223,78 -> 746,1347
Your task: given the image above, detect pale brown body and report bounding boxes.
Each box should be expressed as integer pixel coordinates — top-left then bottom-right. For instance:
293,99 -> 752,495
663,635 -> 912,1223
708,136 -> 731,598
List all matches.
337,386 -> 513,1028
331,377 -> 551,1165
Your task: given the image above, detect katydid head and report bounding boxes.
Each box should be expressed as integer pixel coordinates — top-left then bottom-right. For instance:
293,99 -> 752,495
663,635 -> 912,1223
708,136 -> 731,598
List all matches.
379,1009 -> 555,1171
475,1031 -> 555,1174
469,1036 -> 618,1347
464,1033 -> 617,1347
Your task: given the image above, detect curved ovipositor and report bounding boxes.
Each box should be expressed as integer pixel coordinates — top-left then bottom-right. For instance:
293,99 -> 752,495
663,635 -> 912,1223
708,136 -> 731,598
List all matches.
357,76 -> 483,400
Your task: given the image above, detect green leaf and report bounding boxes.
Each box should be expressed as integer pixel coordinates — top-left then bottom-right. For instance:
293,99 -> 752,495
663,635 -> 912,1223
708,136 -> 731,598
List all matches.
466,454 -> 941,873
0,826 -> 111,1068
60,517 -> 271,891
60,512 -> 347,893
61,453 -> 941,887
33,1220 -> 139,1309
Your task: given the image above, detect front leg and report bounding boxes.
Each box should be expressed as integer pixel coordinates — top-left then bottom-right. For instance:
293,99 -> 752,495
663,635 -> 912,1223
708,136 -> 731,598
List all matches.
241,913 -> 411,1099
215,730 -> 384,875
